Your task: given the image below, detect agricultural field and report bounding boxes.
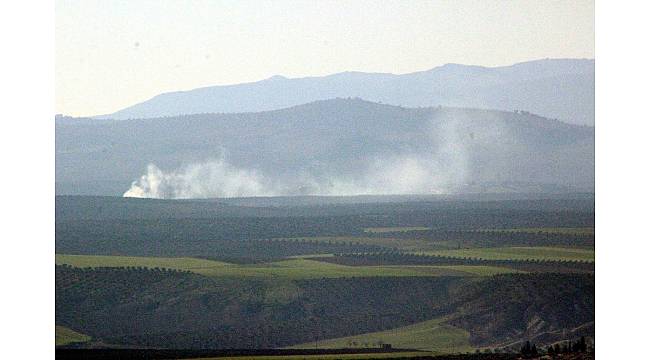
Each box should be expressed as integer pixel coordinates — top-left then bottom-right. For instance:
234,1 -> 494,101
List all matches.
424,265 -> 524,276
55,195 -> 594,352
55,326 -> 91,346
56,254 -> 519,279
290,317 -> 472,354
421,246 -> 594,262
197,352 -> 430,360
278,236 -> 437,252
55,254 -> 230,270
364,227 -> 431,233
483,227 -> 594,235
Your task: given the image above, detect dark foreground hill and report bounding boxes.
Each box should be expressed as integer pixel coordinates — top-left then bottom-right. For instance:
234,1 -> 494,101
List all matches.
56,266 -> 593,350
56,99 -> 594,197
94,59 -> 594,125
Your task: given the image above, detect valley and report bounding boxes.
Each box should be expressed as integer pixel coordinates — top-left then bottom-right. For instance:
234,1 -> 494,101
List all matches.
55,195 -> 594,355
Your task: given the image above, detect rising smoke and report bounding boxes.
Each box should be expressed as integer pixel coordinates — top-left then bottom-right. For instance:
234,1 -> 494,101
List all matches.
123,159 -> 272,198
123,115 -> 473,199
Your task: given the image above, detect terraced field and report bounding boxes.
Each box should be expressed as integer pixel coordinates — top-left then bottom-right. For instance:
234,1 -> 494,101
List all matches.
421,246 -> 594,262
56,254 -> 519,279
290,316 -> 472,354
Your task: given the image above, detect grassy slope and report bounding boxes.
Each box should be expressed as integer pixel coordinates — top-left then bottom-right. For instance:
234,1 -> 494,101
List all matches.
289,317 -> 472,354
427,265 -> 523,276
56,255 -> 519,279
56,325 -> 91,346
55,254 -> 231,269
421,246 -> 594,262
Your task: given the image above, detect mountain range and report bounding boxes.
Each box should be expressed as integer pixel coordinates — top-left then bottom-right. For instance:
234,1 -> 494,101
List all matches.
94,58 -> 595,126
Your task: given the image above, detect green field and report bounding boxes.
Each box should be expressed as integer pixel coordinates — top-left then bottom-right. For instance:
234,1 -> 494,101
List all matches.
426,265 -> 523,276
364,227 -> 431,233
421,246 -> 594,262
56,254 -> 519,279
290,316 -> 472,354
55,254 -> 231,270
56,325 -> 91,346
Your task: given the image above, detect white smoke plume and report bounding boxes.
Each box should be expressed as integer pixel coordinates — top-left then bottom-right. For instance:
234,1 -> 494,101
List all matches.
123,115 -> 473,199
123,159 -> 273,199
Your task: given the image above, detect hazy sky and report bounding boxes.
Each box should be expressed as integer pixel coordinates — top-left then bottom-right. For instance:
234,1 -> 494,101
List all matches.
56,0 -> 594,117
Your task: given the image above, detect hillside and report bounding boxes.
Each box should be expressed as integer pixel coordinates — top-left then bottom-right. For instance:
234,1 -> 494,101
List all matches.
290,316 -> 473,353
56,99 -> 594,197
94,59 -> 594,125
56,266 -> 593,350
446,274 -> 594,347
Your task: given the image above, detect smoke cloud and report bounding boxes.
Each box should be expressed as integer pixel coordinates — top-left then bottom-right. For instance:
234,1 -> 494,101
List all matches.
123,115 -> 473,199
123,159 -> 273,199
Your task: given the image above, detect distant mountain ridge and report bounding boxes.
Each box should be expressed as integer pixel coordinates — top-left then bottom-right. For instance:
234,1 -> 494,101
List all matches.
57,99 -> 594,197
95,58 -> 595,125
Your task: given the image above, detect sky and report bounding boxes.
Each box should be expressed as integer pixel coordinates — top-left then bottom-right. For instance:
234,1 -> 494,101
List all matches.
56,0 -> 594,117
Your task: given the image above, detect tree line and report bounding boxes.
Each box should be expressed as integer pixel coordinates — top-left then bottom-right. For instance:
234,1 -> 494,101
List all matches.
322,252 -> 594,272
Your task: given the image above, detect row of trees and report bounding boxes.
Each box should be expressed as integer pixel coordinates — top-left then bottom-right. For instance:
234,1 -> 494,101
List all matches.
57,263 -> 191,273
371,228 -> 594,248
519,337 -> 590,357
547,336 -> 590,354
326,252 -> 595,272
336,251 -> 593,263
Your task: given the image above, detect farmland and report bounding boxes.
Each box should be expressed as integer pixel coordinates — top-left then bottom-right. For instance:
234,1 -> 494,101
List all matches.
56,195 -> 594,261
55,254 -> 520,279
55,195 -> 594,352
57,350 -> 434,360
484,227 -> 594,235
364,227 -> 431,233
56,264 -> 593,351
200,353 -> 429,360
277,236 -> 437,251
56,326 -> 91,346
290,316 -> 472,354
421,247 -> 594,262
55,254 -> 230,270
